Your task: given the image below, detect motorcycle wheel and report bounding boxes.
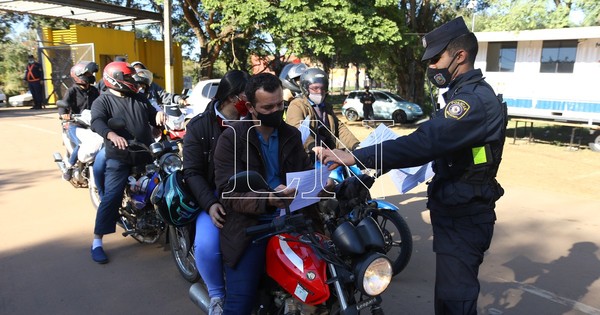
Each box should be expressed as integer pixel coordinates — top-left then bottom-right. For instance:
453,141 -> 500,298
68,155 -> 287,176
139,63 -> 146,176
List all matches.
88,168 -> 101,210
168,225 -> 200,283
370,209 -> 413,276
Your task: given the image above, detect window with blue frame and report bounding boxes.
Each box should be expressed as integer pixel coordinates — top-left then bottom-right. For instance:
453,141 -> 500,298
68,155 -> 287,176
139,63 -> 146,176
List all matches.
486,42 -> 517,72
540,40 -> 578,73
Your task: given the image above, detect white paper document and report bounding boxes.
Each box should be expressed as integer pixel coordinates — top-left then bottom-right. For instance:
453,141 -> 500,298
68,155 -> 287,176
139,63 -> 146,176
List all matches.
389,162 -> 434,194
359,124 -> 434,194
298,116 -> 311,145
359,123 -> 400,147
282,167 -> 332,214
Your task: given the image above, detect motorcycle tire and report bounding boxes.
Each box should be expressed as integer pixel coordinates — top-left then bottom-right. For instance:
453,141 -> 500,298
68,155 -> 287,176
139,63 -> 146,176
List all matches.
369,209 -> 413,276
168,225 -> 200,283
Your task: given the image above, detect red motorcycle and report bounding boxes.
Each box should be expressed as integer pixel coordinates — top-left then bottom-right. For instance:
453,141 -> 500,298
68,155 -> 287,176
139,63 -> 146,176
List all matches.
190,171 -> 393,314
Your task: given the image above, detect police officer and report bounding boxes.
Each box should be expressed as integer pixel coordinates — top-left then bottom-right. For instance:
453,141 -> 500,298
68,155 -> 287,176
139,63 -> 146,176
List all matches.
316,16 -> 506,315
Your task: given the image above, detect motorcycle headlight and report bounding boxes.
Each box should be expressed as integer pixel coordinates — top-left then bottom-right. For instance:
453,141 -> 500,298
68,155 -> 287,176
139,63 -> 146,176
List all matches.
159,153 -> 182,174
354,253 -> 393,296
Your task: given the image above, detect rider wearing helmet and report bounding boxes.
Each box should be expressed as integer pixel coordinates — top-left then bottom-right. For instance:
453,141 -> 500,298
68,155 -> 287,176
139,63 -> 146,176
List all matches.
59,61 -> 101,180
286,67 -> 359,157
89,61 -> 166,264
279,62 -> 307,103
134,68 -> 162,112
131,61 -> 187,107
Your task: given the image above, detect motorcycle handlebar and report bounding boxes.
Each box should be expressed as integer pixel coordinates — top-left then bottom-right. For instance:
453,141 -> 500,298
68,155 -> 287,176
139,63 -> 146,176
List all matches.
245,213 -> 309,237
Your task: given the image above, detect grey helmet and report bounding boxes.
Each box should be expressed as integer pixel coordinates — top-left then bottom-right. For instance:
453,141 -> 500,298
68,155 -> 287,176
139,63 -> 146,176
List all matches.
134,68 -> 153,87
299,67 -> 328,96
279,62 -> 307,94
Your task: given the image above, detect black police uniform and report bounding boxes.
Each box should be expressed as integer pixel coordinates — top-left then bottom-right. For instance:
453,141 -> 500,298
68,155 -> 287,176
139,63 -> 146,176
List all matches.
352,17 -> 507,311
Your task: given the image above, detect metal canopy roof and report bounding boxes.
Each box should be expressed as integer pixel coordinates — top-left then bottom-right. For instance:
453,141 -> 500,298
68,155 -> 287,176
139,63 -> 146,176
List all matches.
0,0 -> 162,26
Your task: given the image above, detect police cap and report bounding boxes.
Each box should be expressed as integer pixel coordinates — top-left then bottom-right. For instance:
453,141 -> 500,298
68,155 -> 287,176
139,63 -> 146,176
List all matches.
421,17 -> 470,61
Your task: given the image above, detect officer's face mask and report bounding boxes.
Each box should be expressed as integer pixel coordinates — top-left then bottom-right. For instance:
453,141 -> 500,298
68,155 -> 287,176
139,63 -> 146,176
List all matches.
427,52 -> 459,88
28,59 -> 34,64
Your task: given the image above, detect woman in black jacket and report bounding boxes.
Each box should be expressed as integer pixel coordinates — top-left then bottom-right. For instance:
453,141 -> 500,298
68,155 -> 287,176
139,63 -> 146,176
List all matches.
182,70 -> 250,315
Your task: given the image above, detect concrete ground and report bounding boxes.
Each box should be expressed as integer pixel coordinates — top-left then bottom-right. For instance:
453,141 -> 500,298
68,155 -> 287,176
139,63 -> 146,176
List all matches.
1,106 -> 599,315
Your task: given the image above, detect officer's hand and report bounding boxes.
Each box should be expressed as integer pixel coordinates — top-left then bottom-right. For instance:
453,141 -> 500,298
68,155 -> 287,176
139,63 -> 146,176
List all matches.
313,147 -> 356,170
208,203 -> 226,228
107,131 -> 128,150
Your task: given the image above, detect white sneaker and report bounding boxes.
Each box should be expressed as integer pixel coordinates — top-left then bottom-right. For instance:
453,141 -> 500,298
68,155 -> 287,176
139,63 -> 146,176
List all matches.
208,297 -> 224,315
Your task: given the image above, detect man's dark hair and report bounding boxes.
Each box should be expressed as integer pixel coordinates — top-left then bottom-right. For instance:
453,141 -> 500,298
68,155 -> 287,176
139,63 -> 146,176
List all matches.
446,33 -> 478,64
245,73 -> 282,107
214,69 -> 251,104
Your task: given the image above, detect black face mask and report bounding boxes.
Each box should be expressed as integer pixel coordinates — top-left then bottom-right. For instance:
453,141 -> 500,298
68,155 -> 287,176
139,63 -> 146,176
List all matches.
427,53 -> 459,88
256,109 -> 284,128
84,75 -> 96,84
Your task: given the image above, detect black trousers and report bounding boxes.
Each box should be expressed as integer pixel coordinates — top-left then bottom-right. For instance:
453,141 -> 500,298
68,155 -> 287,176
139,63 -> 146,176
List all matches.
362,104 -> 374,120
28,81 -> 44,108
431,210 -> 495,315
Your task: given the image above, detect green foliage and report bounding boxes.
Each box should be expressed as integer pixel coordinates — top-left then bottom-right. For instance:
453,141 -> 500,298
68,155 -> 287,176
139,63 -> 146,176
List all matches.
472,0 -> 600,31
0,29 -> 37,95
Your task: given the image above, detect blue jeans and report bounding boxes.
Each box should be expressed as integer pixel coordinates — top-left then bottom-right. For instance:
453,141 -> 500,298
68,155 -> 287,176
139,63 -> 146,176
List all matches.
67,125 -> 81,166
194,211 -> 225,298
93,148 -> 107,198
94,158 -> 129,235
222,240 -> 267,314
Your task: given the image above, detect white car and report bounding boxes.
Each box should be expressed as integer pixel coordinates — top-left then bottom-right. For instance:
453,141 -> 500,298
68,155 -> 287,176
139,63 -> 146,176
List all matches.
184,79 -> 220,119
8,91 -> 34,107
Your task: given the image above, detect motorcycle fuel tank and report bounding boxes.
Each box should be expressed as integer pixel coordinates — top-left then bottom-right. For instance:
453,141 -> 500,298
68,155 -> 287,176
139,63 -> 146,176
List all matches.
266,233 -> 330,305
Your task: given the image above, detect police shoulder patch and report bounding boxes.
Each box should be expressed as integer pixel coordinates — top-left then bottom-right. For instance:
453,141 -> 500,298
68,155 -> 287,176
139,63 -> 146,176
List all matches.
444,99 -> 470,120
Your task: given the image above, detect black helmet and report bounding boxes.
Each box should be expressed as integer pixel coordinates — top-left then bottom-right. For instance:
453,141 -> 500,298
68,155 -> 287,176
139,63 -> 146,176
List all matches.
299,67 -> 328,96
280,63 -> 307,94
70,61 -> 98,85
151,170 -> 201,226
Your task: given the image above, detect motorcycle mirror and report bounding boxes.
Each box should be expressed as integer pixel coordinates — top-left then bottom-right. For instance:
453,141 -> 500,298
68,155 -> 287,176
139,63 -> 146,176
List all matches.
226,171 -> 270,193
56,100 -> 68,109
108,117 -> 127,131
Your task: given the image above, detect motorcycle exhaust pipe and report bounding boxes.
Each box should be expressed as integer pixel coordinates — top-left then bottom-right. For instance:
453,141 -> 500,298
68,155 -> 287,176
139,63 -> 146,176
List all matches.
53,152 -> 69,174
189,283 -> 210,313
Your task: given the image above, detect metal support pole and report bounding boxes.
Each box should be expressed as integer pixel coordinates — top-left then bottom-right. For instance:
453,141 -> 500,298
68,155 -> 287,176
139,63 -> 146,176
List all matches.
163,0 -> 174,93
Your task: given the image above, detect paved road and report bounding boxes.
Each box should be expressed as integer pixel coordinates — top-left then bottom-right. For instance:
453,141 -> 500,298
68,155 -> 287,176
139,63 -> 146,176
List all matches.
1,106 -> 599,315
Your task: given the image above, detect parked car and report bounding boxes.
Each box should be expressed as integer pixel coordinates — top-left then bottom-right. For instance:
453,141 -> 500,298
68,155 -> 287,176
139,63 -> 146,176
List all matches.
184,79 -> 220,119
8,91 -> 34,107
0,89 -> 6,105
342,90 -> 423,124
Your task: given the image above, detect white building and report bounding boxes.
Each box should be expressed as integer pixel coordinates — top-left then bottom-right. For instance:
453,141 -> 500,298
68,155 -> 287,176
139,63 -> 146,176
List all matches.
474,26 -> 600,125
